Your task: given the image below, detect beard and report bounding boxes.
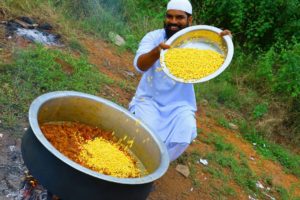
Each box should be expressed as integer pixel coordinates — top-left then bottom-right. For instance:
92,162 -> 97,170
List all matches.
164,22 -> 189,39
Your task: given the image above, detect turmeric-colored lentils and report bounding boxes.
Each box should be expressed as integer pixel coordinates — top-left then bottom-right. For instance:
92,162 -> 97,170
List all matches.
164,48 -> 224,81
41,122 -> 143,178
79,137 -> 140,178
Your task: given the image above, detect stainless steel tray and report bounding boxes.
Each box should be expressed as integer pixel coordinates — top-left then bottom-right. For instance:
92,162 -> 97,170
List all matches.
160,25 -> 234,83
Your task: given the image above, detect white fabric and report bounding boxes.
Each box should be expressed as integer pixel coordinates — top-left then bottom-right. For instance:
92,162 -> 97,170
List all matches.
167,143 -> 189,161
129,29 -> 197,161
167,0 -> 192,14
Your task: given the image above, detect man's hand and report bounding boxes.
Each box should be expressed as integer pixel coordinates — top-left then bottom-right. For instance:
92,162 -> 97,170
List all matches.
158,42 -> 171,51
220,29 -> 232,37
137,42 -> 170,72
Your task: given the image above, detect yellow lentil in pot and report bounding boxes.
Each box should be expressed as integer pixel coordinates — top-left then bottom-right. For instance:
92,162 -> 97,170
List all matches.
41,121 -> 144,178
79,137 -> 141,178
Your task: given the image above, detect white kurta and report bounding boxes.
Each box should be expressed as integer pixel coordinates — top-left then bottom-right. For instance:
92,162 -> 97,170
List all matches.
129,29 -> 197,161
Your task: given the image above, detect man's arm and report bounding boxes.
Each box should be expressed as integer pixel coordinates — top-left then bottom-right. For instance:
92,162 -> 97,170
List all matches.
137,43 -> 170,72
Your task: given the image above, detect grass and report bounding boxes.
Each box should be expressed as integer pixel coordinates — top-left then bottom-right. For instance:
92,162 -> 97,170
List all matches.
202,132 -> 235,152
68,38 -> 88,55
118,80 -> 135,92
217,117 -> 231,129
0,44 -> 114,129
204,167 -> 229,182
239,121 -> 300,177
200,132 -> 266,198
210,184 -> 237,199
275,185 -> 300,200
180,130 -> 300,199
206,152 -> 258,193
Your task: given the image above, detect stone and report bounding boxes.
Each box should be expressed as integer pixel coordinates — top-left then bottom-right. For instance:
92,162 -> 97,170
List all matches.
38,22 -> 53,30
19,16 -> 35,25
175,164 -> 190,178
0,180 -> 9,191
108,32 -> 125,46
201,99 -> 208,106
229,123 -> 239,130
6,174 -> 21,190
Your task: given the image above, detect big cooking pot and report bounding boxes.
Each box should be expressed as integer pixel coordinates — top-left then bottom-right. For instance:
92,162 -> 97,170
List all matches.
21,91 -> 169,200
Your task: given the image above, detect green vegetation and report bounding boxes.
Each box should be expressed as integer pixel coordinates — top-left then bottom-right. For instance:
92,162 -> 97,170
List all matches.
0,45 -> 113,129
203,133 -> 257,193
252,103 -> 268,120
209,184 -> 237,199
240,123 -> 300,177
198,132 -> 300,199
276,185 -> 300,200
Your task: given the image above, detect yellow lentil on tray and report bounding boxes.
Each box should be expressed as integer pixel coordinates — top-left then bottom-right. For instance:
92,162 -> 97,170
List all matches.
164,48 -> 225,81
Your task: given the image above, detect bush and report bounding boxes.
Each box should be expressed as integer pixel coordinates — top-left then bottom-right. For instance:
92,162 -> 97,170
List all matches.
191,0 -> 300,52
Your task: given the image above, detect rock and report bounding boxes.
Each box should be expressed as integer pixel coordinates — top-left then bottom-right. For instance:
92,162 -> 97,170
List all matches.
201,99 -> 208,106
249,156 -> 255,161
6,174 -> 21,190
14,19 -> 37,29
0,180 -> 9,191
108,32 -> 125,46
38,23 -> 53,30
19,16 -> 35,25
175,164 -> 190,178
229,123 -> 238,130
6,20 -> 21,32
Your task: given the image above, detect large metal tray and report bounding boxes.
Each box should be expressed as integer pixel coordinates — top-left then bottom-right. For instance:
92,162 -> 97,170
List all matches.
160,25 -> 234,83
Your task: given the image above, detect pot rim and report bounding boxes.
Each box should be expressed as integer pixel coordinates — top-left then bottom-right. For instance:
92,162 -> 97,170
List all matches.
28,91 -> 170,185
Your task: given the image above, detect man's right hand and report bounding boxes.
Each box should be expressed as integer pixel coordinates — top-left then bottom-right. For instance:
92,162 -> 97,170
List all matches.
158,42 -> 171,51
137,43 -> 170,72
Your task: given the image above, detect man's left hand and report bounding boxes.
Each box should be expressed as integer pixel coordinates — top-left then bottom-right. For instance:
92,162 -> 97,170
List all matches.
220,29 -> 232,37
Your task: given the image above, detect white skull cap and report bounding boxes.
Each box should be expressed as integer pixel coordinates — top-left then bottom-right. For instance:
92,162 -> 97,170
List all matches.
167,0 -> 192,15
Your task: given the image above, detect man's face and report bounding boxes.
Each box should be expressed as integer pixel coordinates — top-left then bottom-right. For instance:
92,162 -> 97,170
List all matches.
164,10 -> 192,39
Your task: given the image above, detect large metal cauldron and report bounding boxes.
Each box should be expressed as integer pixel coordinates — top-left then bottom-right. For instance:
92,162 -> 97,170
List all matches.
21,91 -> 169,200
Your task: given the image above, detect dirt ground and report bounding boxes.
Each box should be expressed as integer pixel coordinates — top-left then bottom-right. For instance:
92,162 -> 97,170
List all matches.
0,23 -> 300,200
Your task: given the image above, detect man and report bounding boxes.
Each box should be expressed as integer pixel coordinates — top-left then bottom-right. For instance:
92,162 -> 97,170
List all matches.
129,0 -> 231,161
